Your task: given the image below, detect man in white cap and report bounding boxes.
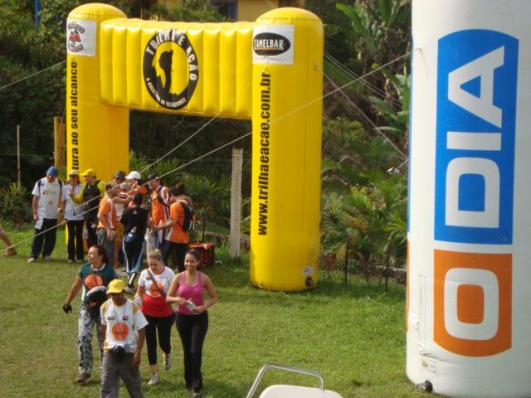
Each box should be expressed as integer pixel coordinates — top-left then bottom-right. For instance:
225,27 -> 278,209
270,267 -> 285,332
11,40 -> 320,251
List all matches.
126,171 -> 141,181
28,166 -> 63,263
100,279 -> 147,398
126,171 -> 147,207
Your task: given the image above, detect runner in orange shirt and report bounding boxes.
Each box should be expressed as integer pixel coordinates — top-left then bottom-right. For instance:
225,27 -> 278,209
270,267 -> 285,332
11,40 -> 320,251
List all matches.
97,183 -> 119,272
148,174 -> 169,250
153,187 -> 189,272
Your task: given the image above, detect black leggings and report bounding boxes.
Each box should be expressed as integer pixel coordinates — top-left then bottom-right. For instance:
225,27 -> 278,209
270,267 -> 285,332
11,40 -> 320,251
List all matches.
66,219 -> 84,261
144,314 -> 173,365
162,241 -> 188,272
175,311 -> 208,392
85,215 -> 98,248
30,218 -> 57,259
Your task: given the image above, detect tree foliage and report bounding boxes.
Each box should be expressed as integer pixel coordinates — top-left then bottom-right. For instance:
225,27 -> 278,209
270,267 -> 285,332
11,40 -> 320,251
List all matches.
0,0 -> 412,280
310,0 -> 411,281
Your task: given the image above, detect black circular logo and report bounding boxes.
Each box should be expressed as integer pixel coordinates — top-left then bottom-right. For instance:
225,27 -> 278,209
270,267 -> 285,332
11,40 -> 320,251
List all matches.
143,29 -> 199,110
253,32 -> 291,56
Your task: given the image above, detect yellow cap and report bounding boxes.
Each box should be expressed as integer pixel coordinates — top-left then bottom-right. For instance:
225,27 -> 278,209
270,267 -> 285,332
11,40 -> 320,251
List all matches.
107,279 -> 125,294
82,168 -> 96,177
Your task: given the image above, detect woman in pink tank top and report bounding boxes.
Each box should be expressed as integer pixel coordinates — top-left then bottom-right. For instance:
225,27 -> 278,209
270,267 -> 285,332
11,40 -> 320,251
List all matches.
166,249 -> 218,397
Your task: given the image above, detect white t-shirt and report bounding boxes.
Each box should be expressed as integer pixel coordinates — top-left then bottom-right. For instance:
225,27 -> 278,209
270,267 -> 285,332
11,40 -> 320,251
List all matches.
32,178 -> 62,221
63,183 -> 84,221
138,267 -> 175,298
100,299 -> 148,353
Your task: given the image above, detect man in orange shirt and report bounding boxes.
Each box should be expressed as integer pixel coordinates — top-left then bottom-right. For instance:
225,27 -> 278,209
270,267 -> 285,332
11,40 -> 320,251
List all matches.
148,174 -> 169,250
97,183 -> 119,272
153,187 -> 189,272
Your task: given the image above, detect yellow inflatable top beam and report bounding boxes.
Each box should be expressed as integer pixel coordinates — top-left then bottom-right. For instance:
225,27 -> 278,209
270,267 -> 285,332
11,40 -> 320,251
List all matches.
98,19 -> 254,119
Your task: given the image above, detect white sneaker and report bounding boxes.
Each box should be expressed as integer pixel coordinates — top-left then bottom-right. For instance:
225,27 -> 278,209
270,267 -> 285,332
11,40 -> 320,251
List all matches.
163,352 -> 171,370
43,255 -> 51,261
27,257 -> 35,263
147,373 -> 160,386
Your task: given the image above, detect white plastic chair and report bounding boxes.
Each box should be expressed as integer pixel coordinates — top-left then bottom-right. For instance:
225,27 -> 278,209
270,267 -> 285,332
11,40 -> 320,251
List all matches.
259,385 -> 343,398
246,364 -> 344,398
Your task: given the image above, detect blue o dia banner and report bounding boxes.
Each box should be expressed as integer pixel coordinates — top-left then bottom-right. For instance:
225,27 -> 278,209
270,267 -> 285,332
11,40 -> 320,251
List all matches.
435,30 -> 518,244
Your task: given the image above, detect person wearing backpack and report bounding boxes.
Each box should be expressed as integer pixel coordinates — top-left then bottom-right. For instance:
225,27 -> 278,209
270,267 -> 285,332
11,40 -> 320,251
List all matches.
153,186 -> 192,272
62,245 -> 118,385
27,166 -> 63,263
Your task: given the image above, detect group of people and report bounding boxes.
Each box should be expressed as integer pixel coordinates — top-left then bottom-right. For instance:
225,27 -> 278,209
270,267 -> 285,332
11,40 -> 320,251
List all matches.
23,165 -> 215,397
27,166 -> 193,287
63,246 -> 217,398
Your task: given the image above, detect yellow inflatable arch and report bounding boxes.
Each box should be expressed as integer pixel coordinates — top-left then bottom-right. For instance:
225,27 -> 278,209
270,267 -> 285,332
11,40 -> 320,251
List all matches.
66,3 -> 323,291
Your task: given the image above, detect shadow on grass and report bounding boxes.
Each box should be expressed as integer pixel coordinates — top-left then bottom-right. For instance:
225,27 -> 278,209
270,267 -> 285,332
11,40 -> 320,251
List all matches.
147,376 -> 244,398
207,261 -> 405,306
202,378 -> 245,398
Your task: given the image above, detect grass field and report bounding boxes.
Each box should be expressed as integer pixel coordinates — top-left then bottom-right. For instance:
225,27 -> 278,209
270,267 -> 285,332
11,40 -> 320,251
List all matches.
0,226 -> 424,398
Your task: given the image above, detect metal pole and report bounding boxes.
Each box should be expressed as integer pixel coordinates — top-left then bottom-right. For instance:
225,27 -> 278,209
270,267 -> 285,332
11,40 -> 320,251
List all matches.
229,147 -> 243,258
54,116 -> 66,169
344,240 -> 349,285
16,125 -> 21,187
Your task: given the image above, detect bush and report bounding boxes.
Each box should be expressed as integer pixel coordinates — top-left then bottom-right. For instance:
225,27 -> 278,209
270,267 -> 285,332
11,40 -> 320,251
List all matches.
0,183 -> 32,225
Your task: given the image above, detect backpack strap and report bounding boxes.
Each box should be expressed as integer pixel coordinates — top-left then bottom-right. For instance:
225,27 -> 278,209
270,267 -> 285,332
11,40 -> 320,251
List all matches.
147,268 -> 166,297
38,178 -> 63,205
152,186 -> 169,220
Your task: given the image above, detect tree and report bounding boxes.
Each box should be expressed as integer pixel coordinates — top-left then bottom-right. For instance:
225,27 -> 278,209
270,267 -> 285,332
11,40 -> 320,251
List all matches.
182,174 -> 230,241
336,0 -> 411,75
321,174 -> 407,289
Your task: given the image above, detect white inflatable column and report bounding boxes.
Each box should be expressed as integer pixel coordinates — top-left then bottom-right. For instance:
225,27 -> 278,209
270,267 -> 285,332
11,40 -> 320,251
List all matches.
408,1 -> 531,396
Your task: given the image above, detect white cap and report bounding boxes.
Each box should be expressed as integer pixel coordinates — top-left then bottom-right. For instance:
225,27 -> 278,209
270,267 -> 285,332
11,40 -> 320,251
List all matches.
126,171 -> 141,180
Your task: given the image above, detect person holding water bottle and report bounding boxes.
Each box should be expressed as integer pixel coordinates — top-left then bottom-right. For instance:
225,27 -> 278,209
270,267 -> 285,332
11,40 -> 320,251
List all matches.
166,249 -> 217,397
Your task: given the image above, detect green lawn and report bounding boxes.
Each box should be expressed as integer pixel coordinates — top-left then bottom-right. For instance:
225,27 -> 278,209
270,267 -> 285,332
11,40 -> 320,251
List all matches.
0,227 -> 424,397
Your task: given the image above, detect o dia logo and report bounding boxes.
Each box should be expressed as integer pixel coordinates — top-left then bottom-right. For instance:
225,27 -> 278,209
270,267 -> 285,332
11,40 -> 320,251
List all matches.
143,29 -> 199,110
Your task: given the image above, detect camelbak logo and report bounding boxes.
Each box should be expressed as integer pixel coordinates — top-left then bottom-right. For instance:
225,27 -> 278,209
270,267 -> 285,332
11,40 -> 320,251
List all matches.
253,25 -> 294,65
435,30 -> 519,244
253,33 -> 291,56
